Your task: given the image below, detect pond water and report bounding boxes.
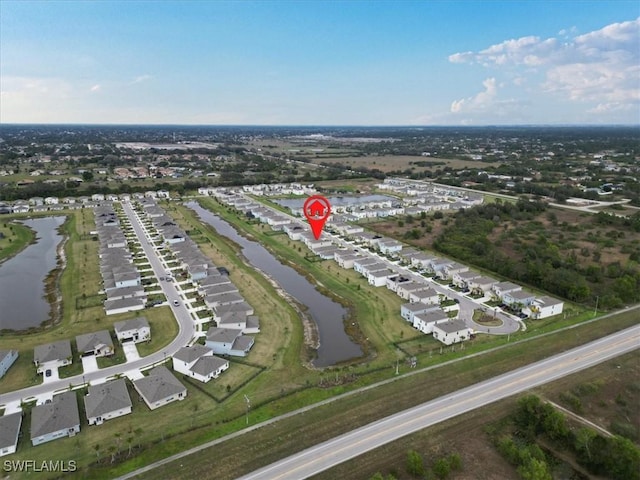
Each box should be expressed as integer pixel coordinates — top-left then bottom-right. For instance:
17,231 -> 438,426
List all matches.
187,202 -> 363,367
0,216 -> 66,330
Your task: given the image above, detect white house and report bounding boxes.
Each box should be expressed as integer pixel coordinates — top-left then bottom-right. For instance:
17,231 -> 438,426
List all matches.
84,379 -> 132,425
432,319 -> 472,345
133,366 -> 186,410
31,391 -> 80,446
205,328 -> 254,357
104,297 -> 146,316
408,287 -> 440,305
76,330 -> 114,357
522,296 -> 564,319
501,290 -> 536,310
400,302 -> 439,323
492,281 -> 522,300
172,345 -> 229,383
367,269 -> 396,287
33,340 -> 72,374
114,317 -> 151,344
413,309 -> 449,334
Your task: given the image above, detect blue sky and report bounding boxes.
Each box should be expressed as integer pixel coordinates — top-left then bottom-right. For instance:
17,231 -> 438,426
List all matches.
1,0 -> 638,125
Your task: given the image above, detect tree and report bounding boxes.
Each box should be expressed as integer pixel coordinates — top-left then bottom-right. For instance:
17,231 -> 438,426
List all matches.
406,450 -> 424,477
433,457 -> 451,479
82,171 -> 94,182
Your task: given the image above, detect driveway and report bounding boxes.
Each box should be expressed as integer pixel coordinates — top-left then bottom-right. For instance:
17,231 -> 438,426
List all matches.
42,366 -> 60,384
81,355 -> 99,373
122,342 -> 140,361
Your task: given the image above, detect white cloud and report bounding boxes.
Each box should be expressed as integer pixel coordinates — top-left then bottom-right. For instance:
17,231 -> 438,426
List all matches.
450,77 -> 497,113
131,74 -> 152,84
90,84 -> 101,92
448,17 -> 640,111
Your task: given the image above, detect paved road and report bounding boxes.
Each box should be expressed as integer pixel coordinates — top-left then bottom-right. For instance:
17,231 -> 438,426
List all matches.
0,202 -> 197,408
245,194 -> 521,335
238,324 -> 640,480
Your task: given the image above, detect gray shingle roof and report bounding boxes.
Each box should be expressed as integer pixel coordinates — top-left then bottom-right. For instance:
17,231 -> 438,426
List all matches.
173,345 -> 212,363
0,412 -> 22,450
114,316 -> 150,333
84,379 -> 132,420
76,330 -> 114,354
206,328 -> 242,344
133,367 -> 185,404
190,356 -> 228,376
31,391 -> 79,440
435,319 -> 469,334
34,340 -> 72,364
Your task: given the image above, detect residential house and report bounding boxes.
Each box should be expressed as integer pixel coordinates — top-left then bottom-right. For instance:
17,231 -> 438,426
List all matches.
397,282 -> 431,301
0,350 -> 18,379
104,297 -> 146,316
205,328 -> 254,357
413,309 -> 449,334
432,319 -> 472,345
172,345 -> 229,383
502,290 -> 536,310
400,302 -> 439,323
452,270 -> 481,289
133,366 -> 186,410
114,317 -> 151,344
408,287 -> 440,305
30,391 -> 80,446
0,413 -> 22,456
367,268 -> 396,287
33,340 -> 72,374
439,262 -> 469,281
467,276 -> 498,295
84,379 -> 132,425
334,252 -> 361,270
492,281 -> 522,300
76,330 -> 114,357
523,296 -> 564,319
386,275 -> 412,293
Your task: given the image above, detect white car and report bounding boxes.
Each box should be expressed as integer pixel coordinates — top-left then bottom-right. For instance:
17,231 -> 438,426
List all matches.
173,300 -> 179,306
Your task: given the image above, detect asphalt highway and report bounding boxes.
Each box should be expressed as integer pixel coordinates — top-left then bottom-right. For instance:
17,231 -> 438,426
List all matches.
237,324 -> 640,480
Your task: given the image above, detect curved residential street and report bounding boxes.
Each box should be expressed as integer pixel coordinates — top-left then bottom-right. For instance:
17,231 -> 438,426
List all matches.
0,201 -> 198,409
237,324 -> 640,480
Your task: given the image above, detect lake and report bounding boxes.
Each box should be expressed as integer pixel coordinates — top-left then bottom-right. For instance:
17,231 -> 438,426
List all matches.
0,216 -> 66,330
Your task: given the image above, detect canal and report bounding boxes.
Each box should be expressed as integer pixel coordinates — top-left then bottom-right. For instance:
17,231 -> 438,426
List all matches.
186,202 -> 363,367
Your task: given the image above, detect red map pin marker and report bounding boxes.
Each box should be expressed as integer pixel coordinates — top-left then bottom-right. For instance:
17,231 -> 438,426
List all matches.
303,195 -> 331,240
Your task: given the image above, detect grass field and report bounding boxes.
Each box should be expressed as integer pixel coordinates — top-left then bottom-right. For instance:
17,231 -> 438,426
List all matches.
0,220 -> 34,263
311,155 -> 501,173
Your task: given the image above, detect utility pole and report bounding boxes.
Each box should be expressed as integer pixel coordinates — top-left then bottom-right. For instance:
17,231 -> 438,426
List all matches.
594,295 -> 599,317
